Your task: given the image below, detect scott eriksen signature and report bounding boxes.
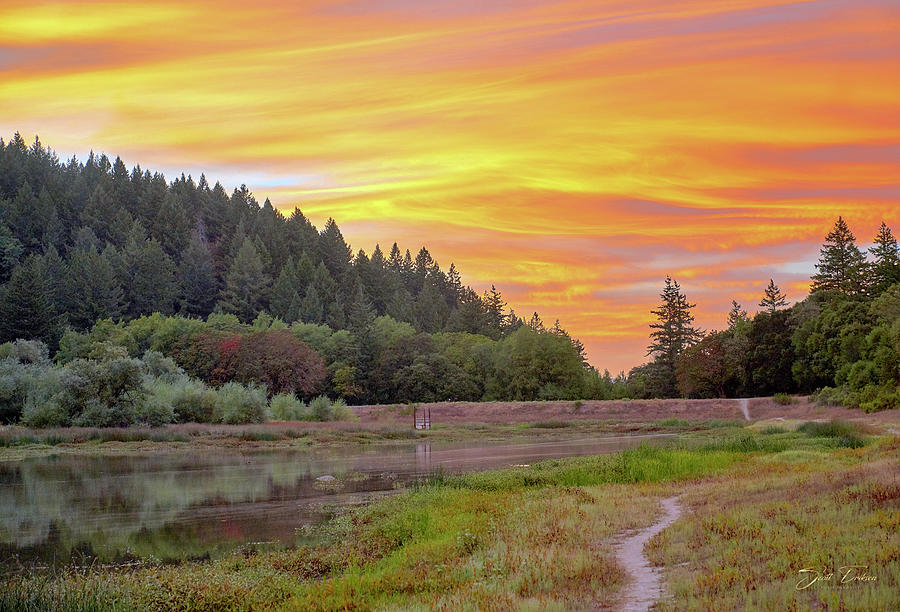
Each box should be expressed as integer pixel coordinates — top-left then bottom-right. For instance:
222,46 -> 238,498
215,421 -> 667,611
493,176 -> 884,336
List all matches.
796,565 -> 878,590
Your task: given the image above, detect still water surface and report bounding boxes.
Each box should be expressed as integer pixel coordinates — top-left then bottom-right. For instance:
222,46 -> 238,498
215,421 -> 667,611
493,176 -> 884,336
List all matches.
0,434 -> 668,568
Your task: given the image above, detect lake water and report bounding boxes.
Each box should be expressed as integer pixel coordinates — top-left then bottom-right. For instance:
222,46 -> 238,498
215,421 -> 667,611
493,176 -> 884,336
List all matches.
0,434 -> 670,569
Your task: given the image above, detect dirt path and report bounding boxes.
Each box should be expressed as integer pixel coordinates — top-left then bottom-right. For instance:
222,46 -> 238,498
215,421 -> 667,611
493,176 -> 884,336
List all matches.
613,497 -> 682,611
738,398 -> 750,421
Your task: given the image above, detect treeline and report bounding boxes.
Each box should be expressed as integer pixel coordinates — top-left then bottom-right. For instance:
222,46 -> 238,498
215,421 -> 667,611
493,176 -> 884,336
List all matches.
0,135 -> 610,426
634,217 -> 900,411
58,311 -> 603,403
0,133 -> 551,346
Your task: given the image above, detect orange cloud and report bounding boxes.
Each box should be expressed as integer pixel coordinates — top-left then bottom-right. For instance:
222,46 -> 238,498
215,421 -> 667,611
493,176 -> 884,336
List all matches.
1,0 -> 898,373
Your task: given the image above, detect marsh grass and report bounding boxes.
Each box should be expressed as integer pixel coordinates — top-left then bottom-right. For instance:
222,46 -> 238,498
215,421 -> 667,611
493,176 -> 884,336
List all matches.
0,421 -> 890,611
649,438 -> 900,611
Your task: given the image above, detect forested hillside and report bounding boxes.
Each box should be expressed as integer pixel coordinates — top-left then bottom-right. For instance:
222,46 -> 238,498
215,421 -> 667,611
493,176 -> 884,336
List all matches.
0,135 -> 606,426
0,133 -> 539,341
1,134 -> 897,428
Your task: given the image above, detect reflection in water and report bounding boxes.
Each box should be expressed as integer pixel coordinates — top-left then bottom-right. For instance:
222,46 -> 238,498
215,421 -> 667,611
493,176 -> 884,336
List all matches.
0,434 -> 668,568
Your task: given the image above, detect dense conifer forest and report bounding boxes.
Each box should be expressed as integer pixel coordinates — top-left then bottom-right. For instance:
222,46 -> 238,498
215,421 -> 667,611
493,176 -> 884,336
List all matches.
0,134 -> 898,427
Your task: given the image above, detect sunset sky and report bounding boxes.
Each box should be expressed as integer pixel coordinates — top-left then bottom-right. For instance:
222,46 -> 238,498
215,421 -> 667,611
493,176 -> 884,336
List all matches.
1,0 -> 899,373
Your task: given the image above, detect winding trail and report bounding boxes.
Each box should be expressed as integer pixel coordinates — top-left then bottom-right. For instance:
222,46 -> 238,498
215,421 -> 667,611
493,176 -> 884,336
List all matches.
738,398 -> 751,421
614,497 -> 682,612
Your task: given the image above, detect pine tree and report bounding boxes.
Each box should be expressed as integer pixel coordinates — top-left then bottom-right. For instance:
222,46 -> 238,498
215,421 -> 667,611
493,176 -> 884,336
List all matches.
298,284 -> 324,324
347,279 -> 376,335
218,237 -> 271,322
318,218 -> 352,280
82,181 -> 132,245
759,279 -> 788,313
0,221 -> 23,283
64,245 -> 125,329
40,244 -> 67,317
0,255 -> 61,345
445,263 -> 462,307
647,276 -> 702,396
811,217 -> 868,296
870,222 -> 900,293
388,243 -> 403,270
270,257 -> 302,323
178,230 -> 218,317
482,285 -> 507,339
413,277 -> 449,333
152,192 -> 191,261
726,300 -> 748,329
528,312 -> 545,332
117,225 -> 177,318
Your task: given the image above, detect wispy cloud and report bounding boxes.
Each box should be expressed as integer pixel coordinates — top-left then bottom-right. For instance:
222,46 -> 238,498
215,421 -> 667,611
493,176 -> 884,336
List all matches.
1,0 -> 898,372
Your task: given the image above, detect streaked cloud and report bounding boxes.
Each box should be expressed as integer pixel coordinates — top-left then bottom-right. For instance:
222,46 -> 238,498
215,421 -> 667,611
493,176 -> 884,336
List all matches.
1,0 -> 898,372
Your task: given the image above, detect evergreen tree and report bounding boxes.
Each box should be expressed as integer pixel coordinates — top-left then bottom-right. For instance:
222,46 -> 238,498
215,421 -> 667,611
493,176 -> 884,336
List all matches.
152,192 -> 191,261
347,279 -> 376,335
414,277 -> 450,333
811,217 -> 868,296
178,230 -> 218,317
298,284 -> 324,324
870,222 -> 900,293
759,279 -> 788,313
0,255 -> 61,345
40,244 -> 67,317
647,276 -> 702,396
64,245 -> 124,329
726,300 -> 748,329
0,221 -> 23,283
318,218 -> 352,280
388,243 -> 403,270
82,181 -> 132,245
528,312 -> 545,332
445,263 -> 462,307
482,285 -> 507,339
270,257 -> 302,323
218,237 -> 271,322
117,226 -> 177,318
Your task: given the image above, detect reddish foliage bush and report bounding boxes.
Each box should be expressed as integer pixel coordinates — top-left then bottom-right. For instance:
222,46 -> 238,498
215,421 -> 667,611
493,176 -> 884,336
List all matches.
172,331 -> 232,383
174,329 -> 327,396
230,330 -> 327,396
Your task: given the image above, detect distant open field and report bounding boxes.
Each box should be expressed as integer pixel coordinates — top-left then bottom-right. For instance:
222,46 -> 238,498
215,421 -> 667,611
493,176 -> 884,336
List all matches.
2,397 -> 898,461
355,396 -> 900,428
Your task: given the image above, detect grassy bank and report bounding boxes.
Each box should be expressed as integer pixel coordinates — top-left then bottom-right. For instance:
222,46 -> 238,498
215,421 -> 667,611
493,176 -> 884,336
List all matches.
2,422 -> 896,611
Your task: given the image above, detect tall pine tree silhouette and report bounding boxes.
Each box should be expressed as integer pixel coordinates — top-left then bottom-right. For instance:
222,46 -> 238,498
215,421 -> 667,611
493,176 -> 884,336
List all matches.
811,217 -> 868,295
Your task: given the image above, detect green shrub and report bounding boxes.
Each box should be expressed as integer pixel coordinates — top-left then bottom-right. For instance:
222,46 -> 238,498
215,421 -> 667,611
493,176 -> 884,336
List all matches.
329,397 -> 356,421
1,339 -> 50,365
134,379 -> 178,426
216,382 -> 268,424
772,393 -> 794,406
0,358 -> 29,424
797,420 -> 867,448
170,380 -> 218,423
57,358 -> 146,427
140,350 -> 183,381
20,368 -> 66,427
858,384 -> 900,412
813,386 -> 855,408
134,400 -> 176,427
309,395 -> 332,421
268,393 -> 307,421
